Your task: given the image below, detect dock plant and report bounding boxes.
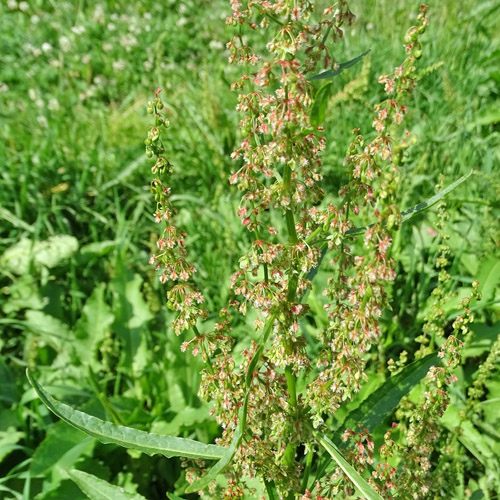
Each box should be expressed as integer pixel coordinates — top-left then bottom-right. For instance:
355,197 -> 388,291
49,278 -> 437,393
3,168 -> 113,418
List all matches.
27,2 -> 489,499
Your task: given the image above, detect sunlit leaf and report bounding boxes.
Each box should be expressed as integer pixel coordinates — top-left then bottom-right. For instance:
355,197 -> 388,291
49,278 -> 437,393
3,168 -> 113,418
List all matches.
309,50 -> 370,80
338,352 -> 440,440
316,434 -> 383,500
27,369 -> 224,461
67,469 -> 147,500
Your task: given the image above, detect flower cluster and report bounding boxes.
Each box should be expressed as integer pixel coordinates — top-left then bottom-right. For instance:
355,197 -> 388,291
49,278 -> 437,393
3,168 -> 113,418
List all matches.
305,4 -> 429,428
146,89 -> 208,337
147,3 -> 436,499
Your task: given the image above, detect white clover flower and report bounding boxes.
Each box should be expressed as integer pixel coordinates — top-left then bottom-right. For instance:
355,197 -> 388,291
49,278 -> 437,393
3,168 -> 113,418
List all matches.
59,36 -> 71,52
7,0 -> 18,10
112,59 -> 126,72
71,25 -> 85,35
48,98 -> 60,111
36,115 -> 48,128
19,1 -> 29,12
41,42 -> 53,53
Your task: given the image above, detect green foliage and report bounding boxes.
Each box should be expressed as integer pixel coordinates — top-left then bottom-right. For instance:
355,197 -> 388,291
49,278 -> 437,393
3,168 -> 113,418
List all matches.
27,370 -> 224,461
0,0 -> 498,498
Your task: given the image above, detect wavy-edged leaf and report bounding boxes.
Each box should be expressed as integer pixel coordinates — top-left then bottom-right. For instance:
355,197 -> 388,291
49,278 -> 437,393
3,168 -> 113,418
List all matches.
27,369 -> 224,461
337,352 -> 440,441
309,50 -> 370,80
310,82 -> 333,127
316,435 -> 383,500
67,469 -> 147,500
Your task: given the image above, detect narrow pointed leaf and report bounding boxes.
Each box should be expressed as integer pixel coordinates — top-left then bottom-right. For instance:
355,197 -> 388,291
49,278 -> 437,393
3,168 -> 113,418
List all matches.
27,369 -> 224,460
337,352 -> 440,442
316,435 -> 383,500
310,82 -> 333,127
167,493 -> 186,500
184,423 -> 242,494
306,172 -> 473,282
67,469 -> 147,500
309,50 -> 370,80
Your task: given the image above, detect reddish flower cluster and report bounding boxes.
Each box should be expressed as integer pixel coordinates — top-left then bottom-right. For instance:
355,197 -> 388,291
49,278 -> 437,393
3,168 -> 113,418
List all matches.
145,3 -> 445,499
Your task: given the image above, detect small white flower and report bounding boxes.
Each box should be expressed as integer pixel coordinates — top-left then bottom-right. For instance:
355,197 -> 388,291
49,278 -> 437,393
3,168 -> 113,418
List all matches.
37,115 -> 48,128
19,1 -> 29,12
71,25 -> 85,35
41,42 -> 53,53
7,0 -> 18,10
0,82 -> 9,92
59,36 -> 71,52
112,59 -> 126,72
48,98 -> 60,111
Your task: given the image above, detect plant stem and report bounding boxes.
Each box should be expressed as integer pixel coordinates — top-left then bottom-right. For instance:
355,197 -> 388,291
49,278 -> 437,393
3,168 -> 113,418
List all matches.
282,163 -> 299,471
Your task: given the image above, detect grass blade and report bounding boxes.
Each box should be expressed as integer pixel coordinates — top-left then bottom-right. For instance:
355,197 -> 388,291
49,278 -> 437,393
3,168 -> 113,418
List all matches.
26,369 -> 224,461
67,469 -> 147,500
316,434 -> 383,500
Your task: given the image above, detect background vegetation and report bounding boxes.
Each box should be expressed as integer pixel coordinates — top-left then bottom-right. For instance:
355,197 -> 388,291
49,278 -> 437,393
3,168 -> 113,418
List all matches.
0,0 -> 498,498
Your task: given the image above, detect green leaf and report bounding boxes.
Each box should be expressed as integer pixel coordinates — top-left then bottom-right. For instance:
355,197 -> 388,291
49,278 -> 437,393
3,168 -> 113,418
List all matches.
0,235 -> 78,275
30,423 -> 93,476
440,405 -> 500,471
67,469 -> 147,500
184,408 -> 243,493
316,434 -> 383,500
310,82 -> 333,127
309,50 -> 370,80
75,284 -> 115,368
0,429 -> 25,462
167,493 -> 186,500
111,271 -> 153,372
27,369 -> 224,461
346,171 -> 474,236
337,352 -> 440,440
307,172 -> 473,283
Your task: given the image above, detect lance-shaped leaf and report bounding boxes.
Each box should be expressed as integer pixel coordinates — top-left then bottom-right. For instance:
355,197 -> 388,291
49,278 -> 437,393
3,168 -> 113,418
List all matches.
310,82 -> 333,127
335,352 -> 440,444
316,434 -> 383,500
306,172 -> 473,283
26,369 -> 224,461
67,469 -> 147,500
309,50 -> 370,80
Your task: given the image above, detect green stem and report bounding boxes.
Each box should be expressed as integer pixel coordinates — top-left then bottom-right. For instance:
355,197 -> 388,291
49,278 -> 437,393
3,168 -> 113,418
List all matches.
301,449 -> 314,493
282,162 -> 299,470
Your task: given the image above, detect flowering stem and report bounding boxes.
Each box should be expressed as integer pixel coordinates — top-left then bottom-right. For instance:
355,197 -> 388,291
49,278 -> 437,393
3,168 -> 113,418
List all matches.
193,325 -> 214,375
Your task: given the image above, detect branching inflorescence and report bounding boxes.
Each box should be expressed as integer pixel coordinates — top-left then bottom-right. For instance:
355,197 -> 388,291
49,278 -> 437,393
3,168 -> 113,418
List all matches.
146,3 -> 435,498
